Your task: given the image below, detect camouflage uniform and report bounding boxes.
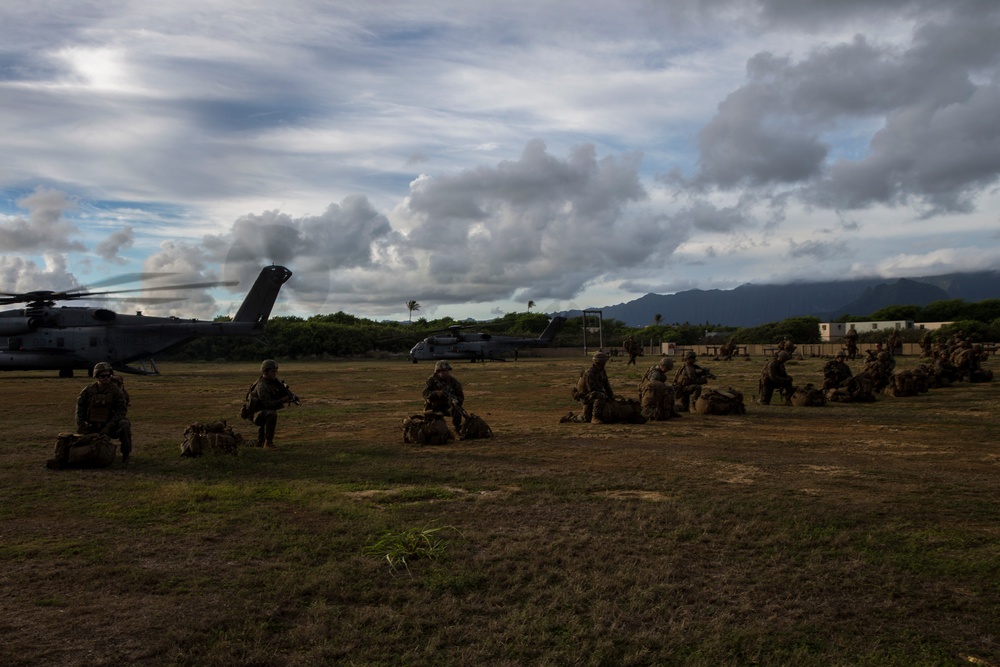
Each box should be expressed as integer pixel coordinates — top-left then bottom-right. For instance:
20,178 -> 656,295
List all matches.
930,352 -> 960,387
423,361 -> 465,429
672,352 -> 714,412
639,358 -> 679,420
76,363 -> 132,463
624,336 -> 639,366
759,352 -> 793,405
251,360 -> 298,449
886,330 -> 901,355
822,354 -> 853,391
844,328 -> 859,360
572,352 -> 614,423
918,331 -> 933,358
861,351 -> 894,392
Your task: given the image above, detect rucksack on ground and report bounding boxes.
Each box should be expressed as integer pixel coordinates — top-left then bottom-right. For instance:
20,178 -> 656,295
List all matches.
596,397 -> 647,424
694,386 -> 746,415
402,412 -> 454,445
47,432 -> 117,470
181,420 -> 244,457
458,413 -> 493,440
791,383 -> 827,407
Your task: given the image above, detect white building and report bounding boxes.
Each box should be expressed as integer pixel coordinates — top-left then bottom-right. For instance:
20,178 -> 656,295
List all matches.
818,320 -> 915,342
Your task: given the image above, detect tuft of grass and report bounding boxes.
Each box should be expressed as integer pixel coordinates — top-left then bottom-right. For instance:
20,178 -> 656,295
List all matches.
363,525 -> 458,573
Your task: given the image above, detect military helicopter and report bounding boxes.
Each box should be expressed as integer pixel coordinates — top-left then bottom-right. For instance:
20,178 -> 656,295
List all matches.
0,265 -> 292,376
408,316 -> 566,362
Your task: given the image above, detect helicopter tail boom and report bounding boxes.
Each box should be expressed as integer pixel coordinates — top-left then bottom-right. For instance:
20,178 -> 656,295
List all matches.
233,265 -> 293,328
538,316 -> 567,342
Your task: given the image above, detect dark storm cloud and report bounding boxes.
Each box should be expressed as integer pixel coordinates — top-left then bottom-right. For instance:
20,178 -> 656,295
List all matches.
675,200 -> 752,233
687,0 -> 1000,214
787,238 -> 850,260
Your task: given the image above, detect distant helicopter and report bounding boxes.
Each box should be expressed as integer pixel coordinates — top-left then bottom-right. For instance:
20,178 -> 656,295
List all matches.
408,316 -> 567,363
0,265 -> 292,376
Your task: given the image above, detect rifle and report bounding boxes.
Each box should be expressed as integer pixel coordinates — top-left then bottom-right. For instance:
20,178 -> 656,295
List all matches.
280,380 -> 301,406
442,387 -> 467,417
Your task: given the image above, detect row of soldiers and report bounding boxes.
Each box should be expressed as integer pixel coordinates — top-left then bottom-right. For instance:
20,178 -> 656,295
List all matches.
564,350 -> 720,423
565,335 -> 995,422
821,338 -> 993,401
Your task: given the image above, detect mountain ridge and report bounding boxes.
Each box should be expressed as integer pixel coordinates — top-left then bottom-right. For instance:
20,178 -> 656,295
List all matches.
556,271 -> 1000,327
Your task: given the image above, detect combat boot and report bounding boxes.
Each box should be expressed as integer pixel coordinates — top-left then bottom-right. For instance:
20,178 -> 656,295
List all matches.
263,441 -> 279,450
590,399 -> 606,424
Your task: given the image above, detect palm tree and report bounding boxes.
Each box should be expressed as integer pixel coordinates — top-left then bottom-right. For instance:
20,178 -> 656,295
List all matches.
406,300 -> 420,322
654,313 -> 663,325
527,300 -> 536,312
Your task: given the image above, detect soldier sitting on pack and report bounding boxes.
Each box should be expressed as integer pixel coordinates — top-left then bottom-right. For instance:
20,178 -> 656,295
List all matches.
639,357 -> 680,420
423,360 -> 465,430
822,351 -> 853,391
672,351 -> 715,412
76,362 -> 133,465
953,343 -> 993,382
862,350 -> 895,392
758,351 -> 793,405
566,351 -> 615,423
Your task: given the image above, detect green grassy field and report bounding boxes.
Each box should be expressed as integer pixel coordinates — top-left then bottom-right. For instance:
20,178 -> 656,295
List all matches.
2,356 -> 998,666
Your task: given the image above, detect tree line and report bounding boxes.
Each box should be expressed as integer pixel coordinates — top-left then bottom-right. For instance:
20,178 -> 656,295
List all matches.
163,298 -> 1000,362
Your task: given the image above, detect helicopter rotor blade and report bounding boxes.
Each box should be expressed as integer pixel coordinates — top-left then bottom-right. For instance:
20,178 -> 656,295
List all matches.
82,272 -> 182,289
0,278 -> 238,306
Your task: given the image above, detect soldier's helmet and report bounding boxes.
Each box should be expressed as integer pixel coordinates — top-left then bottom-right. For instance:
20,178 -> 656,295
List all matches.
685,350 -> 697,360
835,351 -> 846,359
434,360 -> 453,372
592,352 -> 609,363
776,351 -> 791,361
260,359 -> 279,373
658,357 -> 674,370
93,361 -> 113,376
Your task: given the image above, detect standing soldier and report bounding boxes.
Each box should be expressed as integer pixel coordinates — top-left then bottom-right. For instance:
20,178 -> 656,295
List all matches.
247,359 -> 299,450
672,351 -> 715,412
76,362 -> 133,464
423,360 -> 465,430
844,327 -> 859,360
624,335 -> 639,366
759,351 -> 794,405
886,330 -> 901,356
639,357 -> 680,420
919,330 -> 934,358
570,352 -> 615,423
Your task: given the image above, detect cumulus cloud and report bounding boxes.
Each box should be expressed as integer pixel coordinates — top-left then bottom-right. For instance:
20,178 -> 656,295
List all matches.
394,140 -> 687,304
95,225 -> 134,263
0,188 -> 85,253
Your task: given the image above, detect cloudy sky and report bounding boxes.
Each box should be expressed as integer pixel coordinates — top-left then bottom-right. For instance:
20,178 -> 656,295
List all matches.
2,0 -> 999,322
